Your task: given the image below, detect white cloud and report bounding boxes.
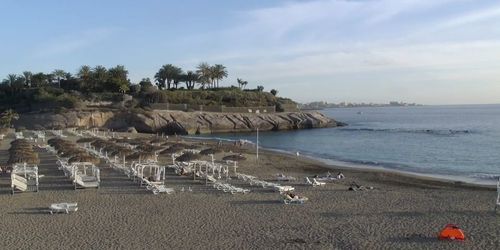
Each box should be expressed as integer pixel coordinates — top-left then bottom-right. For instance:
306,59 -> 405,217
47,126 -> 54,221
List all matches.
34,28 -> 117,57
436,5 -> 500,29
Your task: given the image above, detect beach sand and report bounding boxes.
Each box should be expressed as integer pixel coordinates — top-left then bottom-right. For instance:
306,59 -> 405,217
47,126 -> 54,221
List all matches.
0,134 -> 498,249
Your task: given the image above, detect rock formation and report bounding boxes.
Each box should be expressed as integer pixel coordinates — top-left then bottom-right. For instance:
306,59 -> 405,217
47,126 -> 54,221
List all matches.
15,110 -> 344,135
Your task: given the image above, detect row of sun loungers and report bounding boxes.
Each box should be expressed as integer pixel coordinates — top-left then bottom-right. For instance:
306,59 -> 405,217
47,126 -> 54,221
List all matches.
237,173 -> 295,194
80,141 -> 173,195
57,159 -> 100,189
213,182 -> 250,194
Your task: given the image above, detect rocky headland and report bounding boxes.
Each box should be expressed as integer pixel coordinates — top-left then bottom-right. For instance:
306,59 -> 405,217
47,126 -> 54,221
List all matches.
14,110 -> 344,135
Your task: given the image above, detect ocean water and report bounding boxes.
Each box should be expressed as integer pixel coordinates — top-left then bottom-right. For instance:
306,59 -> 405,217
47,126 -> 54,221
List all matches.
196,104 -> 500,184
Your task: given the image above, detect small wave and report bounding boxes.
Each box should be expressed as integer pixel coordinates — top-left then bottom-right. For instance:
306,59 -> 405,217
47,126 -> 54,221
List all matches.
469,173 -> 500,180
340,128 -> 472,136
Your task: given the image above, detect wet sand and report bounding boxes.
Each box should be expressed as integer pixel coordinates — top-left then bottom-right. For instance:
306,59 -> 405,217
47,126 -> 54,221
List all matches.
0,134 -> 498,249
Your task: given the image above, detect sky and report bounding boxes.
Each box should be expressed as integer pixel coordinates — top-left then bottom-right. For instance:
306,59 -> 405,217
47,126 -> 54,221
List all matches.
1,0 -> 499,105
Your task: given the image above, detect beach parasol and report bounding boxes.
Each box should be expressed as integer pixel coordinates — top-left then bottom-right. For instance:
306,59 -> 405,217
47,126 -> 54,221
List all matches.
175,152 -> 201,162
199,148 -> 223,155
68,154 -> 100,164
76,137 -> 96,143
222,154 -> 246,162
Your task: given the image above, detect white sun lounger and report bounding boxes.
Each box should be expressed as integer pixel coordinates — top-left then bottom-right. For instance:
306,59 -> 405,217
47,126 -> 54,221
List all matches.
305,177 -> 325,187
274,185 -> 295,193
49,203 -> 78,214
276,173 -> 296,181
313,178 -> 326,186
282,195 -> 308,205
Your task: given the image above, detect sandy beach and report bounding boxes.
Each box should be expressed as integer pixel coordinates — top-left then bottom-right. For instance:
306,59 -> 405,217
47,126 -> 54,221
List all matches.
0,133 -> 498,250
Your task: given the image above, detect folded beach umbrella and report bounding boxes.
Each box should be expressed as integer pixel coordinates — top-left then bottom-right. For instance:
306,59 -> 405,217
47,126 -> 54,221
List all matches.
438,224 -> 465,241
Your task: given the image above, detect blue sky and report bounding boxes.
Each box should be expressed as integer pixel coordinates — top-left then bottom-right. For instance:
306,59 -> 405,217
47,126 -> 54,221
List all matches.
1,0 -> 499,105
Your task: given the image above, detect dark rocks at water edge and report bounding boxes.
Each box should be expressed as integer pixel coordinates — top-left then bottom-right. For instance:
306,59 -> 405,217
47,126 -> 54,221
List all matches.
14,110 -> 345,135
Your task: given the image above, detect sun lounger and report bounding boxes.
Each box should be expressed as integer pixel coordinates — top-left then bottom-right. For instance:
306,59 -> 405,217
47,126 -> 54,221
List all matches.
282,194 -> 308,205
305,177 -> 325,187
152,185 -> 175,195
313,178 -> 326,186
49,202 -> 78,214
348,182 -> 373,191
274,185 -> 295,194
276,173 -> 296,181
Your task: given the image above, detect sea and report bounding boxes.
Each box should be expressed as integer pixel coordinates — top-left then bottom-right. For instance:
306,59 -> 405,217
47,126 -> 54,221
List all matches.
195,104 -> 500,185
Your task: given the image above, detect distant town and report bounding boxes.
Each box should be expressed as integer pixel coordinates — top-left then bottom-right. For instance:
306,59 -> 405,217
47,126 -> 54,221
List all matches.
299,101 -> 422,110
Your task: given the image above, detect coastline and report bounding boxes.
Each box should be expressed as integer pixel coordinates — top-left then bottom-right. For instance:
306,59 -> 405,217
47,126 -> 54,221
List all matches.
184,135 -> 497,189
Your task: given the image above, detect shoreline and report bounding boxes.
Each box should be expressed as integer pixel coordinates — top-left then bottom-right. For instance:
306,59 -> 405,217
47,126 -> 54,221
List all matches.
184,135 -> 498,189
1,132 -> 498,249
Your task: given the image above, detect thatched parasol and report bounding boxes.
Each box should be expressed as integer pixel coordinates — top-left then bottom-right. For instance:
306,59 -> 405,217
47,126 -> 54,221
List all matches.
47,138 -> 67,146
91,139 -> 110,148
125,151 -> 157,162
184,144 -> 201,149
11,139 -> 31,145
59,148 -> 87,158
175,152 -> 201,162
76,137 -> 96,143
120,137 -> 150,145
222,154 -> 246,162
68,154 -> 100,164
161,144 -> 185,154
8,152 -> 40,164
150,138 -> 165,144
136,144 -> 164,153
199,148 -> 223,155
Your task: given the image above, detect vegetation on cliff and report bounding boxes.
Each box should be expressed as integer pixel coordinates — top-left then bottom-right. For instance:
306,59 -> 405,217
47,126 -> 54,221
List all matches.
0,64 -> 293,113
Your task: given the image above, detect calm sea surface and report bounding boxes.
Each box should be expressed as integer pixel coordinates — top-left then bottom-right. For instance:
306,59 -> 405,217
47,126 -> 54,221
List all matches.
196,104 -> 500,184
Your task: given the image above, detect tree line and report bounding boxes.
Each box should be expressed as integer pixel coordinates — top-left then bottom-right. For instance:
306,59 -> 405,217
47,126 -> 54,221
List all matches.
0,62 -> 269,94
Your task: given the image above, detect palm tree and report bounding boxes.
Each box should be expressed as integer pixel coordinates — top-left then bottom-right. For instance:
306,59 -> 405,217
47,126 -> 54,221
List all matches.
22,71 -> 32,87
0,109 -> 19,128
154,67 -> 167,90
92,65 -> 108,90
108,65 -> 128,80
211,64 -> 227,88
184,71 -> 199,89
108,65 -> 129,92
118,84 -> 129,94
6,74 -> 18,86
31,73 -> 47,87
52,69 -> 67,88
77,65 -> 92,82
196,62 -> 212,89
237,78 -> 248,90
161,64 -> 183,89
